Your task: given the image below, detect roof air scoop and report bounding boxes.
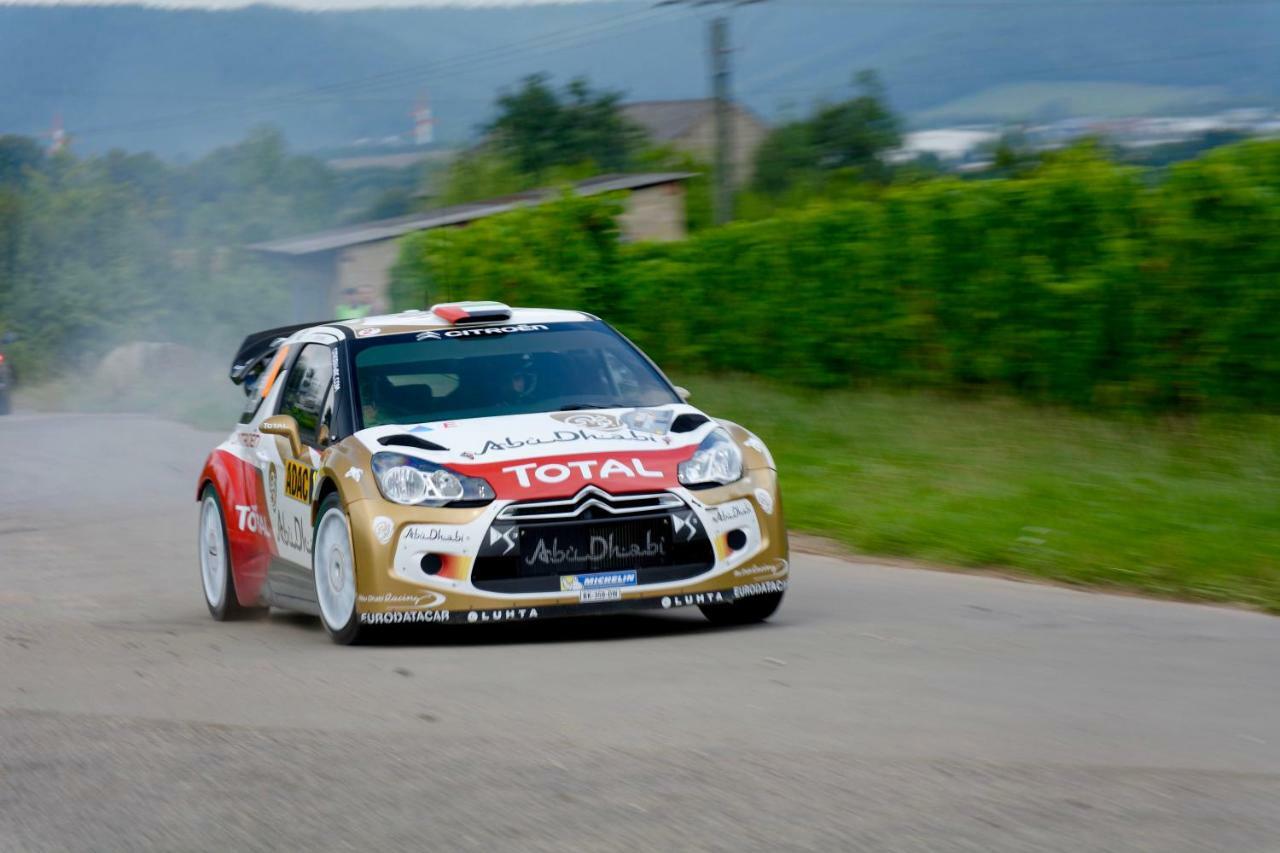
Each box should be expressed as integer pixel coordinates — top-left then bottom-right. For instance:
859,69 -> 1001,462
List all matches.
431,301 -> 512,324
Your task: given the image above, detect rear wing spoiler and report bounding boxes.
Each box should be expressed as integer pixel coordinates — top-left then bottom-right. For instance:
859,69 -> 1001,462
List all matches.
229,321 -> 328,385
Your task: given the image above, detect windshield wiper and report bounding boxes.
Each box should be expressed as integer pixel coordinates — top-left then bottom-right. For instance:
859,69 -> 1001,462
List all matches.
558,403 -> 611,411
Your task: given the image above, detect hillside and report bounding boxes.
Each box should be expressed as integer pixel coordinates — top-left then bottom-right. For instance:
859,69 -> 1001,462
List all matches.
0,1 -> 1275,156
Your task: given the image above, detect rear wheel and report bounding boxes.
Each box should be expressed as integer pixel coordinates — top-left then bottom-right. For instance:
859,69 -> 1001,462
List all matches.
699,592 -> 784,626
198,485 -> 246,620
313,492 -> 364,645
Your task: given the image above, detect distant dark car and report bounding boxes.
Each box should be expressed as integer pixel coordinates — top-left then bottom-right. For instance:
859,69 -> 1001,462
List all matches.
0,349 -> 11,415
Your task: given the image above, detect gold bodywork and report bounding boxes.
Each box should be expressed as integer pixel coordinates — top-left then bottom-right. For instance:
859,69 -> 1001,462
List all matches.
314,427 -> 788,619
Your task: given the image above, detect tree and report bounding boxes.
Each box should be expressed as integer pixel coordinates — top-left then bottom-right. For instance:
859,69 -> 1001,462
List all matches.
0,135 -> 44,188
751,122 -> 815,196
487,74 -> 645,178
751,69 -> 902,196
809,71 -> 901,174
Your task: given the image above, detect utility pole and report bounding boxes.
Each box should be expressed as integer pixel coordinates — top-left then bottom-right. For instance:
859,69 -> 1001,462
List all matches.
710,14 -> 733,225
659,0 -> 762,225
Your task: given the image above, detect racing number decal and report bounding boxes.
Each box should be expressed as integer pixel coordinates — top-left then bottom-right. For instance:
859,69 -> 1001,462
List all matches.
284,459 -> 315,503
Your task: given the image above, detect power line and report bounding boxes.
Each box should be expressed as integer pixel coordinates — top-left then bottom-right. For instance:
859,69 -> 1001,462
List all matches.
42,0 -> 1277,141
657,0 -> 763,225
776,0 -> 1280,6
6,87 -> 414,105
70,4 -> 679,138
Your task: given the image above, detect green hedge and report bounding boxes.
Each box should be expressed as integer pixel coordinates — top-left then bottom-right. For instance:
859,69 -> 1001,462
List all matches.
393,141 -> 1280,411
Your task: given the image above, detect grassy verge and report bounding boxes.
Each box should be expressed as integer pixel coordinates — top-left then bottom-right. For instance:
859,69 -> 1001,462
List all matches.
680,375 -> 1280,613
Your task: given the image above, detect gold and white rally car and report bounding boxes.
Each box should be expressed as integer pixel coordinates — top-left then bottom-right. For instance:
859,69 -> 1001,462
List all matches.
197,302 -> 787,644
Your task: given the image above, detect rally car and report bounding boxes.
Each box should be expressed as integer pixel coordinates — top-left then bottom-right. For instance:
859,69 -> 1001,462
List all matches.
197,302 -> 787,644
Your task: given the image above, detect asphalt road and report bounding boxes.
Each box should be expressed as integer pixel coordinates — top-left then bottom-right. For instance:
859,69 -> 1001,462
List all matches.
2,412 -> 1279,852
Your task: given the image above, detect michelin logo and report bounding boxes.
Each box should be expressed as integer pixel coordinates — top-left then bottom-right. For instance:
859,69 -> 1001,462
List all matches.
560,570 -> 638,592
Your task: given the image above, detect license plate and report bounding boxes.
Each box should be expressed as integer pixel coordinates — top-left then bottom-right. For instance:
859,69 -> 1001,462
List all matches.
519,517 -> 672,576
579,588 -> 623,603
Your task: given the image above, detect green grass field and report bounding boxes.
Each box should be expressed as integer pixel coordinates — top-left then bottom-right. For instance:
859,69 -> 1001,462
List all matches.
682,376 -> 1280,612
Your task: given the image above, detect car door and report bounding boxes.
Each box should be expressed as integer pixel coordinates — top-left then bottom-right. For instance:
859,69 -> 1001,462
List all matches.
263,342 -> 335,575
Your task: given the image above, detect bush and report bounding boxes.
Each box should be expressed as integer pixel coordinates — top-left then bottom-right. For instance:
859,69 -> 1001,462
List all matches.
393,140 -> 1280,412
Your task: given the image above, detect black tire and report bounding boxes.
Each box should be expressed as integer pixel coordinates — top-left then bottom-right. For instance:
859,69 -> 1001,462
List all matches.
699,592 -> 784,626
198,484 -> 248,621
313,491 -> 365,645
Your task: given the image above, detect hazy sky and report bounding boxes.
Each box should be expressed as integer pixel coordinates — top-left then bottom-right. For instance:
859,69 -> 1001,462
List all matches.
2,0 -> 605,7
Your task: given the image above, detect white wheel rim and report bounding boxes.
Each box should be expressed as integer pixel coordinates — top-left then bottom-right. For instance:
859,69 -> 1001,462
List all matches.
199,495 -> 227,608
314,507 -> 356,631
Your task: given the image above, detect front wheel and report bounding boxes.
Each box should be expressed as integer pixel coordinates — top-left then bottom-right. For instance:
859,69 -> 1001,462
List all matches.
313,492 -> 364,645
198,485 -> 247,620
699,592 -> 784,626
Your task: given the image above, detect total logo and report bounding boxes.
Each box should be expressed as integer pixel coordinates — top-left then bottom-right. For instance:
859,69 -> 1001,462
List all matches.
502,457 -> 663,488
234,505 -> 270,537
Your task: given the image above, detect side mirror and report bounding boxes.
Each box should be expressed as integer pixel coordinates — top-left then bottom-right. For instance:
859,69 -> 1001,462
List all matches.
674,386 -> 692,402
260,414 -> 303,458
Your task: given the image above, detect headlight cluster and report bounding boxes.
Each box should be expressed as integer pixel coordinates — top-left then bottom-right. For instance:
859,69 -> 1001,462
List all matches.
678,428 -> 743,487
370,452 -> 494,506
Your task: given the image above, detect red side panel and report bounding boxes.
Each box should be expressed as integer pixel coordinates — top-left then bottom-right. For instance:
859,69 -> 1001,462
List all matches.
199,448 -> 276,606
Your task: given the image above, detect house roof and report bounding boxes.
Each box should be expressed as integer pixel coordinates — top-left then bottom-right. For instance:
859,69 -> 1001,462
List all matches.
620,100 -> 767,143
248,171 -> 695,256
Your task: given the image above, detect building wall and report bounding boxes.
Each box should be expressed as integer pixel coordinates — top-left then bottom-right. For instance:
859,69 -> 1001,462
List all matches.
277,251 -> 339,323
673,109 -> 768,187
619,183 -> 687,242
292,181 -> 688,317
335,239 -> 402,313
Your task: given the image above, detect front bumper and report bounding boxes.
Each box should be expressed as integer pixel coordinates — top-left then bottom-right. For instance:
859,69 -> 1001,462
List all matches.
358,578 -> 789,626
346,468 -> 788,625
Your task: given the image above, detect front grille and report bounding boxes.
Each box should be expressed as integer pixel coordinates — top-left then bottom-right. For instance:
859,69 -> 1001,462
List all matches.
472,489 -> 714,594
497,487 -> 684,522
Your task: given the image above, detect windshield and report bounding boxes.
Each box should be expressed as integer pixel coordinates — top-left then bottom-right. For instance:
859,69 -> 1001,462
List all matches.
352,321 -> 679,428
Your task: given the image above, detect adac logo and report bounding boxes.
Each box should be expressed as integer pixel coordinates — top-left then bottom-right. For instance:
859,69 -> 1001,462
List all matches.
284,458 -> 315,503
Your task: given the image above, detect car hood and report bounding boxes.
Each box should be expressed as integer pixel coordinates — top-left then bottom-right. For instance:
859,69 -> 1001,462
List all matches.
353,405 -> 719,499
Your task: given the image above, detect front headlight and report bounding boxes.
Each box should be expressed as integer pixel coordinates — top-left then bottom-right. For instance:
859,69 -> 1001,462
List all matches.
678,428 -> 743,487
370,452 -> 495,507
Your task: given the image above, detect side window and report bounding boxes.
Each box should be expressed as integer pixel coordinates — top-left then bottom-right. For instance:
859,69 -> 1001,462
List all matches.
238,387 -> 265,425
277,344 -> 333,448
237,346 -> 290,425
318,389 -> 336,446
